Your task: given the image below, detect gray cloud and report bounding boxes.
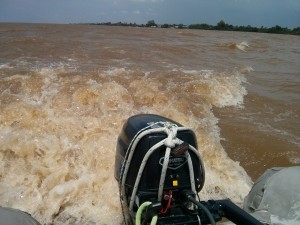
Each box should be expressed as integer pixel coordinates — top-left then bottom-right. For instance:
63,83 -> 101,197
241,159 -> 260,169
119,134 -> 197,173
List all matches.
0,0 -> 299,27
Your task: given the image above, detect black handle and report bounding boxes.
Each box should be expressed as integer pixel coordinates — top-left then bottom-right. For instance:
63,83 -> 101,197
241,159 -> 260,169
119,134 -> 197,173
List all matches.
215,199 -> 263,225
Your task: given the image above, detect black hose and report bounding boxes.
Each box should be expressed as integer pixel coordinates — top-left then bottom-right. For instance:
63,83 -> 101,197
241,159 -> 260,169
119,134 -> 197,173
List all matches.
184,192 -> 216,225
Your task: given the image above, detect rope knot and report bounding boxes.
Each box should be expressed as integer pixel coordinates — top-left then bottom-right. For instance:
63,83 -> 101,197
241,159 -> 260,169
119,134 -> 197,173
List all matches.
164,126 -> 178,148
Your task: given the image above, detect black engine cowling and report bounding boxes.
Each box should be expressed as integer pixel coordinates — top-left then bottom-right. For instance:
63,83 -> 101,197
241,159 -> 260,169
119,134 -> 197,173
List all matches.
114,114 -> 205,224
115,114 -> 204,194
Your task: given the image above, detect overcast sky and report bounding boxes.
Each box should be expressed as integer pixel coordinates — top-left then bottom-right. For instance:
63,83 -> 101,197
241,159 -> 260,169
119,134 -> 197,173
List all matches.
0,0 -> 299,28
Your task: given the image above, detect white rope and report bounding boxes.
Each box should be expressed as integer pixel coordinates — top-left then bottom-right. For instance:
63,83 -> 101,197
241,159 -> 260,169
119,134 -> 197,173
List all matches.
119,123 -> 166,224
185,151 -> 197,195
187,144 -> 205,190
197,215 -> 202,225
157,146 -> 171,201
164,126 -> 177,148
157,126 -> 178,200
129,139 -> 166,211
119,121 -> 205,218
120,122 -> 178,224
120,127 -> 166,199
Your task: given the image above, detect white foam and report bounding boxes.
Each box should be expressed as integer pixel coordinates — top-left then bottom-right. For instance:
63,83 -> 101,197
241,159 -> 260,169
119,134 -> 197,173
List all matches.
0,63 -> 13,69
236,41 -> 250,52
0,65 -> 253,224
289,156 -> 300,164
181,68 -> 248,108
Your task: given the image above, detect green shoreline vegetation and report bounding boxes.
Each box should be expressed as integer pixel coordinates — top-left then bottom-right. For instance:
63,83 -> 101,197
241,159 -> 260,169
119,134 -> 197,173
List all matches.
84,19 -> 300,35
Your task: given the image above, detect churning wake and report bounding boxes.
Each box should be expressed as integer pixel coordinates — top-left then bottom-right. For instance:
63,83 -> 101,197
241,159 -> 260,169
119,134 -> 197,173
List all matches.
0,61 -> 253,224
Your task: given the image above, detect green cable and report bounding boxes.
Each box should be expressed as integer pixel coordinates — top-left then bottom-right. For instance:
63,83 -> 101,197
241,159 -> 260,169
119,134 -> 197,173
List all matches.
135,201 -> 152,225
150,215 -> 158,225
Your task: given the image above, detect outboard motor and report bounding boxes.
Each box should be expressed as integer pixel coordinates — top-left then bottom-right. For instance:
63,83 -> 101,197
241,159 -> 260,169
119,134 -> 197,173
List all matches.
115,114 -> 262,225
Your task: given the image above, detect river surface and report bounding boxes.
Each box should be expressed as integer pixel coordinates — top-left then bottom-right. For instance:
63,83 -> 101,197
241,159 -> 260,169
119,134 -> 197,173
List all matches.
0,23 -> 299,224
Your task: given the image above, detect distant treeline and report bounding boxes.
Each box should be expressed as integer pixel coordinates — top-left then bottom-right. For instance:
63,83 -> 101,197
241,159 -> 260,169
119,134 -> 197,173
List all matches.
189,20 -> 300,35
86,20 -> 300,35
